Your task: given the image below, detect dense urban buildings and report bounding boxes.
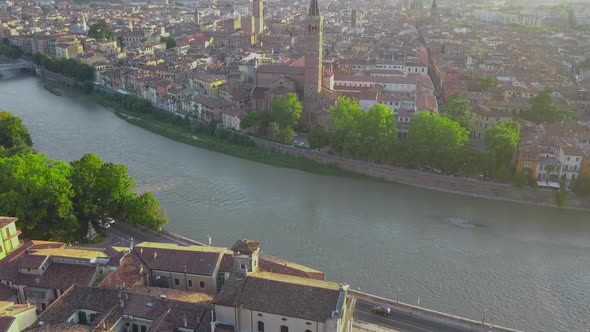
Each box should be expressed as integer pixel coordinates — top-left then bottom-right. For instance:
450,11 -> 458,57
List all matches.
0,219 -> 354,332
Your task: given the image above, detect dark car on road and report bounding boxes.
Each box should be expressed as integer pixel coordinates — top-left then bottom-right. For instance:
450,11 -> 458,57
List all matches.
372,305 -> 391,316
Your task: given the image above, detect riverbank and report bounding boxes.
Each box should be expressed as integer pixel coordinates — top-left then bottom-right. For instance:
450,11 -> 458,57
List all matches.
90,90 -> 588,211
43,84 -> 63,96
90,92 -> 366,178
31,71 -> 590,211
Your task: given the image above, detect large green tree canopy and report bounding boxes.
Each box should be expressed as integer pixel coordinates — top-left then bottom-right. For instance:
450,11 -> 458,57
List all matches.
521,89 -> 561,123
88,22 -> 113,40
0,111 -> 32,150
407,111 -> 469,170
441,93 -> 473,131
0,153 -> 77,238
0,113 -> 168,239
271,93 -> 302,130
485,120 -> 520,177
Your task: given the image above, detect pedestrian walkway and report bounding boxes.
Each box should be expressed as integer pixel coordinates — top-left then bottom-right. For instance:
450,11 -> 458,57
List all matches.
353,321 -> 400,332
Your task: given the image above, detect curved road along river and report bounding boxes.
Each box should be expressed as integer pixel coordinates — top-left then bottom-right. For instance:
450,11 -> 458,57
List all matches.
1,75 -> 589,332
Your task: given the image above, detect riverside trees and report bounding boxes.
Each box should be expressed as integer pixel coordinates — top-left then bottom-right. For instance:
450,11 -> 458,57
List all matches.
0,112 -> 168,240
328,98 -> 397,160
33,53 -> 95,82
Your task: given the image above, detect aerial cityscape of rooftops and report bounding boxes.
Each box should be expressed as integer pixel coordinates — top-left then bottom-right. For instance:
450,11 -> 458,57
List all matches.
1,0 -> 590,330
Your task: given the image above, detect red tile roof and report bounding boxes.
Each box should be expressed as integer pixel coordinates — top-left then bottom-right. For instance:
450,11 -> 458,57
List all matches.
0,217 -> 17,229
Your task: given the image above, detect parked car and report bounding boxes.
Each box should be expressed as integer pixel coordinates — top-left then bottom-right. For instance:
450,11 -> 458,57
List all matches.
104,217 -> 115,224
372,305 -> 391,316
96,219 -> 111,229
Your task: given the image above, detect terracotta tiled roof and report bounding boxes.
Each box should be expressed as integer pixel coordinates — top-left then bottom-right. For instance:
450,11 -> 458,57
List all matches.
234,272 -> 341,322
134,243 -> 224,276
38,286 -> 210,332
0,217 -> 16,229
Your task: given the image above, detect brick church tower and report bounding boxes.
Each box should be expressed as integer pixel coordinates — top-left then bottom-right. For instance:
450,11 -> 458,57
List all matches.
253,0 -> 264,34
303,0 -> 323,125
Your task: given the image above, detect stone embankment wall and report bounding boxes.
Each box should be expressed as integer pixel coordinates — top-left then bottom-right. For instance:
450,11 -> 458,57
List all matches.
252,137 -> 589,211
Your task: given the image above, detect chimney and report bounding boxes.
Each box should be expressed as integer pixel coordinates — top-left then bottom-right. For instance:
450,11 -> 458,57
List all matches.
140,248 -> 143,254
183,315 -> 188,327
119,299 -> 124,308
153,251 -> 157,260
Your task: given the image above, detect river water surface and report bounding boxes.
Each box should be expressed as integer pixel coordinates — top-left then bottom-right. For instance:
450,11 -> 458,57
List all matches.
1,75 -> 589,331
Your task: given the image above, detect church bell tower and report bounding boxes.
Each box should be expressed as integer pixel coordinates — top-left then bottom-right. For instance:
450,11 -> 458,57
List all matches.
303,0 -> 323,123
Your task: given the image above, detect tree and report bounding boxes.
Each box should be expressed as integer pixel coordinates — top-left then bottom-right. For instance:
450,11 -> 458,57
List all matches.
82,80 -> 94,94
125,192 -> 167,231
88,22 -> 113,40
0,153 -> 77,238
70,153 -> 104,220
573,176 -> 590,197
240,111 -> 270,135
441,93 -> 473,131
406,111 -> 469,171
0,44 -> 23,59
330,97 -> 364,131
33,53 -> 95,81
521,89 -> 561,123
0,111 -> 33,150
94,162 -> 136,217
328,97 -> 364,155
160,36 -> 177,49
271,93 -> 302,130
277,126 -> 295,145
309,125 -> 330,150
472,76 -> 498,92
358,104 -> 397,161
485,120 -> 520,178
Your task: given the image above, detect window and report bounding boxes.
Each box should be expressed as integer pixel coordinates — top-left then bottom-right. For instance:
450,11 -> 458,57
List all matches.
306,330 -> 312,332
280,326 -> 288,332
141,326 -> 147,332
188,280 -> 192,287
200,281 -> 205,288
257,321 -> 264,332
240,262 -> 246,270
174,279 -> 179,286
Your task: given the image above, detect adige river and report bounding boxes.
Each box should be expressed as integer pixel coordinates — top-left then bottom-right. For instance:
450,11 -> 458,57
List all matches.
1,74 -> 589,331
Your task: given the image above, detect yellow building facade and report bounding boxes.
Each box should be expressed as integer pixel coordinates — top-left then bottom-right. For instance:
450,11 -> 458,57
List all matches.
0,217 -> 21,261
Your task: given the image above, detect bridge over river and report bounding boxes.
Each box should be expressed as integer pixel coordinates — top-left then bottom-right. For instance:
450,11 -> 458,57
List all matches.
0,61 -> 33,70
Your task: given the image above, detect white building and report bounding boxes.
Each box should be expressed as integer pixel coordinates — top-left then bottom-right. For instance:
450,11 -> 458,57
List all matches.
211,272 -> 352,332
